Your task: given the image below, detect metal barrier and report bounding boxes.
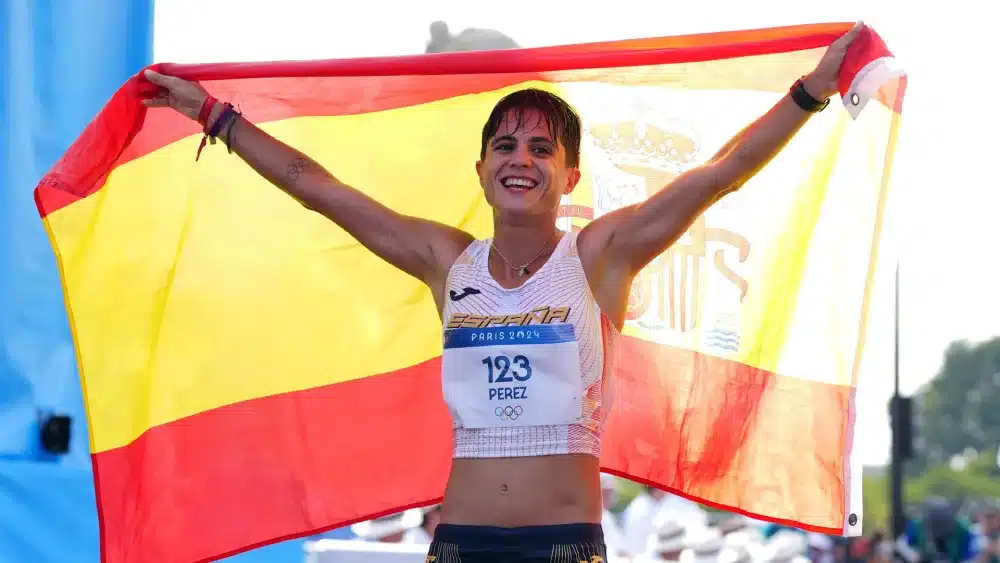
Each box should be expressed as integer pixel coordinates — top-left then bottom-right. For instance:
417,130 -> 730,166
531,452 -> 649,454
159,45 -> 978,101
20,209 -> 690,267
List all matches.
304,539 -> 631,563
304,539 -> 430,563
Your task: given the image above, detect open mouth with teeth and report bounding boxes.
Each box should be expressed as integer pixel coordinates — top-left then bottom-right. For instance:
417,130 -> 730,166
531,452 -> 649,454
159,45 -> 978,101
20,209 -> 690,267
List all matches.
500,177 -> 539,192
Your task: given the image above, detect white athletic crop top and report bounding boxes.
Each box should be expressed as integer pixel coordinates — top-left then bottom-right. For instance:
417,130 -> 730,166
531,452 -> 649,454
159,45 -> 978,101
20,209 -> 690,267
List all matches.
440,231 -> 619,459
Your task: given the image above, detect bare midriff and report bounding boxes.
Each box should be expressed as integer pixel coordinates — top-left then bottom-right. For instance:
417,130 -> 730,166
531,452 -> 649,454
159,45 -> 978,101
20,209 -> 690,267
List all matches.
438,454 -> 603,527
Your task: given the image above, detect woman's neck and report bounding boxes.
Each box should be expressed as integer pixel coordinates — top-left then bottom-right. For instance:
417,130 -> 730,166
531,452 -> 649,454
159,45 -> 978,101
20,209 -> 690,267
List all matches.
489,220 -> 562,280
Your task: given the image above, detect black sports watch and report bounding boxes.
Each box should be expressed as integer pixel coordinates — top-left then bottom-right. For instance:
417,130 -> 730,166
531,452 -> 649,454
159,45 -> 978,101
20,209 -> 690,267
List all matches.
790,78 -> 830,112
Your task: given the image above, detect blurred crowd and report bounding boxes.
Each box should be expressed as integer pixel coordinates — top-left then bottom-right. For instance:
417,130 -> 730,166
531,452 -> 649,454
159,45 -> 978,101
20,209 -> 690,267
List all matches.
341,476 -> 999,563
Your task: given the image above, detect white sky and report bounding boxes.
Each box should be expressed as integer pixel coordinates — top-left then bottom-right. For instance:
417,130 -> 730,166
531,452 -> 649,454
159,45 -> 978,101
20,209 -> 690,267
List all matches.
153,0 -> 997,466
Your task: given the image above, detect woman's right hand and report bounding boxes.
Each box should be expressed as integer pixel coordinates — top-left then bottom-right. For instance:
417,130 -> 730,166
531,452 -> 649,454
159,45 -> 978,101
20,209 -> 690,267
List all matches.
142,69 -> 210,122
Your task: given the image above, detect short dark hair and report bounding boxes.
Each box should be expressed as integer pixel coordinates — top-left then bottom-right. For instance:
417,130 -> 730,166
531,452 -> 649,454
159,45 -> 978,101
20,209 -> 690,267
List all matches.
479,88 -> 582,168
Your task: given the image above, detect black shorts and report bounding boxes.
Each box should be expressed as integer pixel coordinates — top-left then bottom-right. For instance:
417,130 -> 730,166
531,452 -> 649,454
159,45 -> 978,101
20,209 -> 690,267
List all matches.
425,523 -> 607,563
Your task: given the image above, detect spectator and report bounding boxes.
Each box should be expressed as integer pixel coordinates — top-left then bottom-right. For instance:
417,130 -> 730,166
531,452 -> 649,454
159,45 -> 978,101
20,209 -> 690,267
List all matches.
974,505 -> 999,563
401,505 -> 441,544
622,486 -> 669,554
899,497 -> 979,563
599,474 -> 627,558
349,509 -> 423,543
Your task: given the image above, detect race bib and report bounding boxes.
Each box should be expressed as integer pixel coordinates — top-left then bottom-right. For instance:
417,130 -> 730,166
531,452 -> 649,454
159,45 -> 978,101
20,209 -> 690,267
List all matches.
441,324 -> 583,429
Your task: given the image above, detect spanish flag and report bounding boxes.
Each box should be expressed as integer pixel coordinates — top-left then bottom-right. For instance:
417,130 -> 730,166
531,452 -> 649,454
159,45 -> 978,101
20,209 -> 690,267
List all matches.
35,22 -> 904,563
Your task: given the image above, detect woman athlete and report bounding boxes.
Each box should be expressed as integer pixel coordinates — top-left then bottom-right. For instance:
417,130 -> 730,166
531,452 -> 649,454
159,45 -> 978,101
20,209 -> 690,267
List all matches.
142,22 -> 863,563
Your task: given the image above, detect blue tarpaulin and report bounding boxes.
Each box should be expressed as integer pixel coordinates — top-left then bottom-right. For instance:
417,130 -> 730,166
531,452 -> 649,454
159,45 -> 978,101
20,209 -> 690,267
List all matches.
0,1 -> 326,560
1,2 -> 153,561
0,0 -> 154,466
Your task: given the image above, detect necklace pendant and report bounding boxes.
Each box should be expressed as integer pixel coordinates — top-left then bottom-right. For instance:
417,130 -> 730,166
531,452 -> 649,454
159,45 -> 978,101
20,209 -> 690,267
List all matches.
518,266 -> 530,276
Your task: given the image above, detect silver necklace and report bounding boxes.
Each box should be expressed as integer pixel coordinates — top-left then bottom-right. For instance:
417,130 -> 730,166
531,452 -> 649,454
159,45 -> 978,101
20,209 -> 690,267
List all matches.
491,234 -> 559,276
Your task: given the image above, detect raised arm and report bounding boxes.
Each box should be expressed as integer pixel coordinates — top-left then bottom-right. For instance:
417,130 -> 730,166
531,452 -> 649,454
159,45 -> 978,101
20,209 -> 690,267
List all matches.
583,23 -> 864,276
141,70 -> 473,290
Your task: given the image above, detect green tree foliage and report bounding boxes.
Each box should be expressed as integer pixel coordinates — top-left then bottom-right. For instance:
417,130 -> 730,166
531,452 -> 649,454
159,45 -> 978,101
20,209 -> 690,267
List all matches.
905,447 -> 1000,503
863,447 -> 1000,533
863,470 -> 891,533
862,336 -> 1000,533
914,338 -> 1000,470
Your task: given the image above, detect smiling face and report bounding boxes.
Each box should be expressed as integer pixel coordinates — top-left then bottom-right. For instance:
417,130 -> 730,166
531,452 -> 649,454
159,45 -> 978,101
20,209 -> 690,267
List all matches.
476,90 -> 582,222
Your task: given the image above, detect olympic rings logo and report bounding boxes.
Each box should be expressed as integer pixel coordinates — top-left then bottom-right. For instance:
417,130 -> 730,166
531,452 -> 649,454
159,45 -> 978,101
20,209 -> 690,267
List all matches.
495,405 -> 524,420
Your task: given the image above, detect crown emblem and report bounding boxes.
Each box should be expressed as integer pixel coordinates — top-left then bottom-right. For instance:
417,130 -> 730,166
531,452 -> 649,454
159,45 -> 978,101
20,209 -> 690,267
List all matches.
583,97 -> 701,178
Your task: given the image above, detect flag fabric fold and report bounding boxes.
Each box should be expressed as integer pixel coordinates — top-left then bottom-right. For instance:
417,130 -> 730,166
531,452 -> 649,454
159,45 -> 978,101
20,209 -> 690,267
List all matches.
35,22 -> 905,563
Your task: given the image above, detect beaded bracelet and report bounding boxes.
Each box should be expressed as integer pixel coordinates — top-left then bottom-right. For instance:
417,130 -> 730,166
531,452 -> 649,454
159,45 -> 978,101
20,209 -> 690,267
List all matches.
195,101 -> 241,161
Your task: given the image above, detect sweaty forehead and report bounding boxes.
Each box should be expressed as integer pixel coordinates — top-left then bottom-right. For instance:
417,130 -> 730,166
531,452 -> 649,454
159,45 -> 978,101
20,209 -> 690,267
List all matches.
493,107 -> 555,141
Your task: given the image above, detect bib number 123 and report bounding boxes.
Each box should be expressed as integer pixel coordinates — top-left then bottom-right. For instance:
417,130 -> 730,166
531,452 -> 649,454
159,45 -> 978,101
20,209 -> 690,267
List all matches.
482,355 -> 532,383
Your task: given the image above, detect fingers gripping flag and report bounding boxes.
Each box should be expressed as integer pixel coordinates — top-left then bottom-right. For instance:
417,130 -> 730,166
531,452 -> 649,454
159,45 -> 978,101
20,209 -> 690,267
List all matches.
35,23 -> 905,563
